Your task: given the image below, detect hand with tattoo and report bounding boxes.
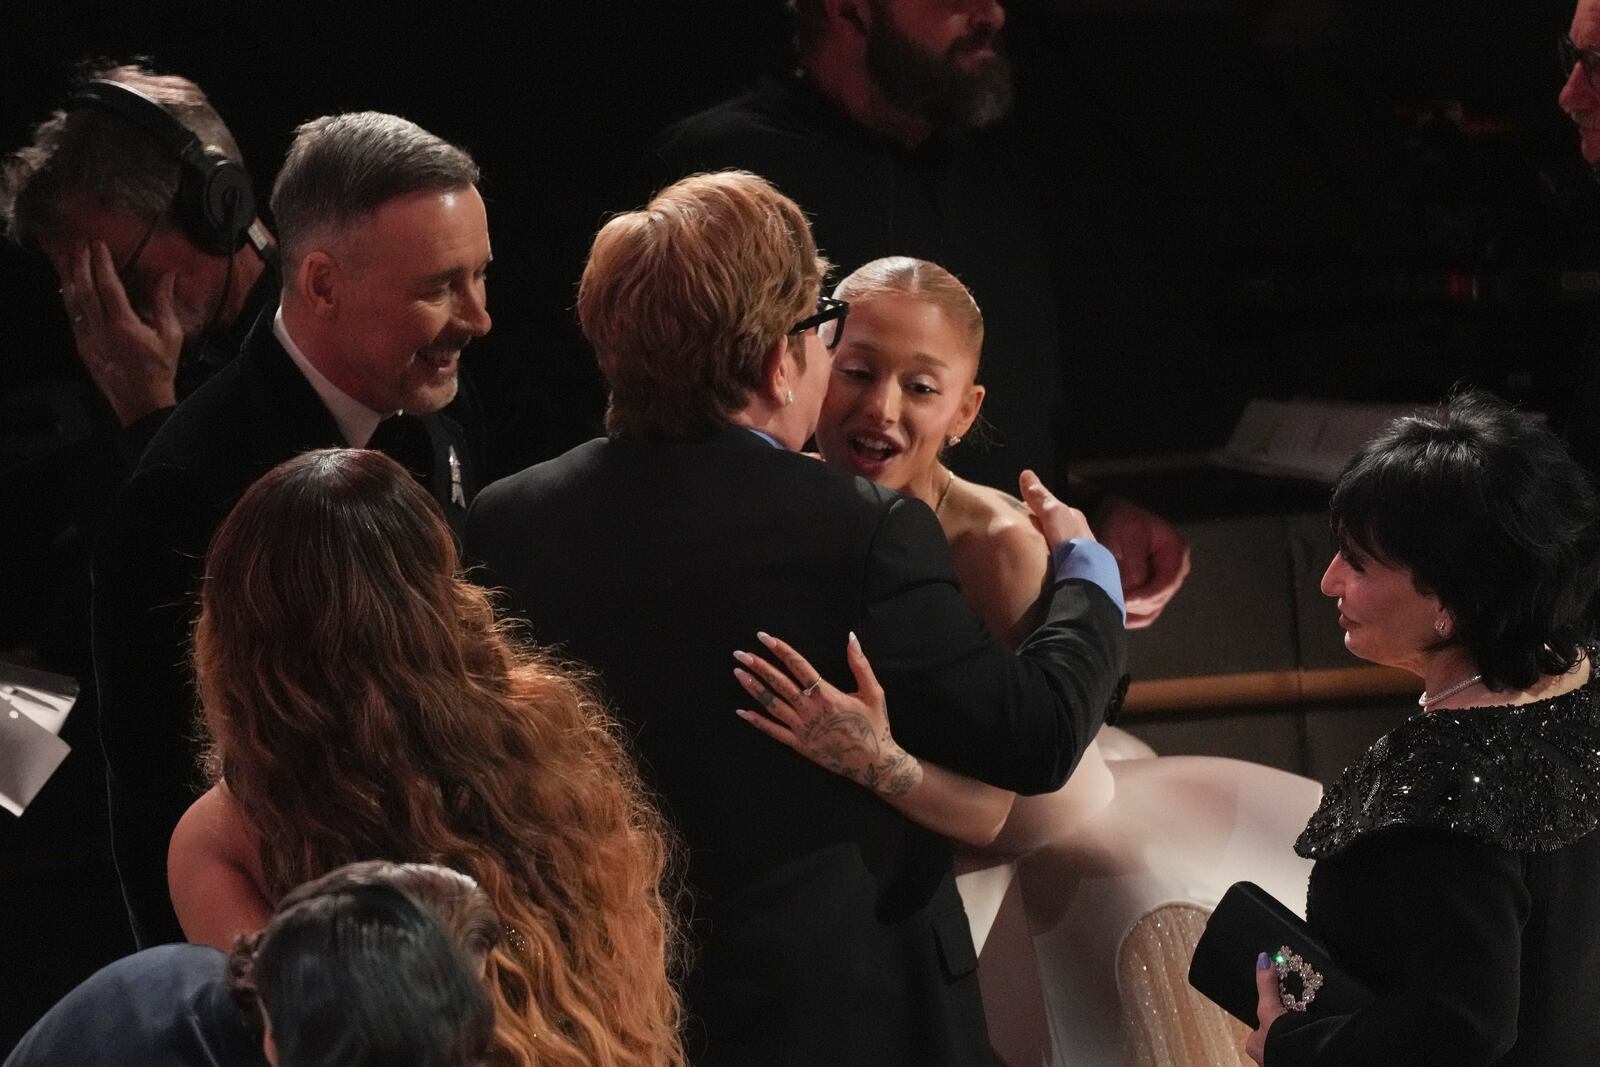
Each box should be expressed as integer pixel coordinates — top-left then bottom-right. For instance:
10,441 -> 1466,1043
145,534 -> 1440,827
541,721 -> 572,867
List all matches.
733,631 -> 923,798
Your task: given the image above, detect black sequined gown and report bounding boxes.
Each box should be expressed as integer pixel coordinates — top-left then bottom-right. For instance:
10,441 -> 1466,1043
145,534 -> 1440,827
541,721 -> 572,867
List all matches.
1265,664 -> 1600,1066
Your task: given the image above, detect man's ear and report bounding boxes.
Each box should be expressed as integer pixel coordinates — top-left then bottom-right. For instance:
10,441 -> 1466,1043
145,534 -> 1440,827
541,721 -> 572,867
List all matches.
297,250 -> 341,318
260,1007 -> 279,1066
759,335 -> 792,407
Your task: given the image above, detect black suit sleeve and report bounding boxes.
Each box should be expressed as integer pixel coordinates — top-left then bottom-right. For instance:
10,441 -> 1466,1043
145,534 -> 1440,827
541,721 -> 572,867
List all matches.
115,406 -> 175,470
859,494 -> 1125,795
1265,829 -> 1528,1067
90,465 -> 215,947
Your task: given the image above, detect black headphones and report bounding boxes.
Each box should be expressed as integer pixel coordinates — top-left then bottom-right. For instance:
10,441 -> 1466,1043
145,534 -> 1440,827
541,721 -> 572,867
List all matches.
64,79 -> 256,255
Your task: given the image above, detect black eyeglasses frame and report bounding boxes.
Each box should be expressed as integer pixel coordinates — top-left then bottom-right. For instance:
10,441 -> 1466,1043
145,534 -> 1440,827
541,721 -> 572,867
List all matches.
1560,34 -> 1600,95
790,295 -> 850,351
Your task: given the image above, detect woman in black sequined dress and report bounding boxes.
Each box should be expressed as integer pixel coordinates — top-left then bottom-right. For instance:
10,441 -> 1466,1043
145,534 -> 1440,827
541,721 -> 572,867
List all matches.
1244,392 -> 1600,1066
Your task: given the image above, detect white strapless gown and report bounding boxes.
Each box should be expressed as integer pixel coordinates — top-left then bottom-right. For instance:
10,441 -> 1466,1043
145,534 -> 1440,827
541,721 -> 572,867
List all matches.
957,735 -> 1321,1067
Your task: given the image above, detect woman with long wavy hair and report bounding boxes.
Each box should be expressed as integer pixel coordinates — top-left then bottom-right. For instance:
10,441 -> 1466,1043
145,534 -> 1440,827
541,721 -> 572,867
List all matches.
167,447 -> 684,1067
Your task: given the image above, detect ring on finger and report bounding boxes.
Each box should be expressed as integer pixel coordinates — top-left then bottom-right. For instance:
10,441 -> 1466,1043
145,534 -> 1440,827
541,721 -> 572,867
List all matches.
800,678 -> 823,698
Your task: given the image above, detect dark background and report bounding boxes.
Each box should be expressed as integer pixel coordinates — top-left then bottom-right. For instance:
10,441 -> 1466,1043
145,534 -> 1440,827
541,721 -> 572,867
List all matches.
5,0 -> 1600,1050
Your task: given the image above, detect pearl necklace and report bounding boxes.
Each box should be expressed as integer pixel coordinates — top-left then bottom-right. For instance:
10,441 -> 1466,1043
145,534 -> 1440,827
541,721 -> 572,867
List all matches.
1418,673 -> 1483,709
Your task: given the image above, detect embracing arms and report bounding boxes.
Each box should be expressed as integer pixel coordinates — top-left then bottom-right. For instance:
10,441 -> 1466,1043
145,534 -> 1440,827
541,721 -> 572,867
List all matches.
735,471 -> 1124,836
735,631 -> 1014,846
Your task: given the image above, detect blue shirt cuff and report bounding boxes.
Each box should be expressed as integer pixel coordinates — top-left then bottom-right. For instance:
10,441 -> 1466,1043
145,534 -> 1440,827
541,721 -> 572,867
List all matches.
1050,538 -> 1125,623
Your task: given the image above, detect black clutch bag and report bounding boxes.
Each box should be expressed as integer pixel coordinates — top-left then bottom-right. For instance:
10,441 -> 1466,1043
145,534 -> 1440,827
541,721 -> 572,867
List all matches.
1188,881 -> 1374,1028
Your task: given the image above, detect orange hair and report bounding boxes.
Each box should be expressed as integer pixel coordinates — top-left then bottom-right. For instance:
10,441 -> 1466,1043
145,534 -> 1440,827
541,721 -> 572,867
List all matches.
194,449 -> 684,1067
578,169 -> 828,439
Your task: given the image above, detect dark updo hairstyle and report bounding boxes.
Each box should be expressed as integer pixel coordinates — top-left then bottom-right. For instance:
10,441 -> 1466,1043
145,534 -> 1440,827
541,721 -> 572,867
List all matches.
1330,390 -> 1600,692
252,882 -> 493,1067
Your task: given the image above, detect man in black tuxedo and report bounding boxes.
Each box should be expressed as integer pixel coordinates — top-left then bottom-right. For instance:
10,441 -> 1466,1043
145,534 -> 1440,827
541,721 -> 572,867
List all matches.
465,170 -> 1126,1066
92,111 -> 491,948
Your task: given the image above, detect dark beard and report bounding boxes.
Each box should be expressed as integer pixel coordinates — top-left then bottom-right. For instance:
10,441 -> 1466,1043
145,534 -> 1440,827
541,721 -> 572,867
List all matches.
864,11 -> 1014,131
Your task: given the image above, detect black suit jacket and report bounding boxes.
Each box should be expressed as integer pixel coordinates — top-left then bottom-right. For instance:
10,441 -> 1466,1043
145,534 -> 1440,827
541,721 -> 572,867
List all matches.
464,428 -> 1125,1066
91,318 -> 478,948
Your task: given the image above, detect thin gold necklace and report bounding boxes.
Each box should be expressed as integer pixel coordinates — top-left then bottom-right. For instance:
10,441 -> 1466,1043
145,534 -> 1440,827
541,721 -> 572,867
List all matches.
933,466 -> 955,515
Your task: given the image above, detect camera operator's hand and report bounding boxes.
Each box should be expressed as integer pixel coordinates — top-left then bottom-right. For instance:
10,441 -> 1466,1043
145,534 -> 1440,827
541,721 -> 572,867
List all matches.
62,240 -> 182,427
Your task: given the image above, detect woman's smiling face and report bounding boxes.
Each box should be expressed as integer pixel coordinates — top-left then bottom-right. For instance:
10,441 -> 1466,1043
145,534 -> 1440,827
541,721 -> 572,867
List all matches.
1321,545 -> 1444,672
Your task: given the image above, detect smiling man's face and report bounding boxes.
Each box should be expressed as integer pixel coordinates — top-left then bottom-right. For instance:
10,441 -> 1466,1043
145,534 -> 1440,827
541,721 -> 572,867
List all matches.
319,185 -> 493,414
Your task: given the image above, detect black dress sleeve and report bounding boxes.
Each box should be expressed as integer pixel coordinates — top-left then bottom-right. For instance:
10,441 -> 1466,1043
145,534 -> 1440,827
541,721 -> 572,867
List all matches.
1266,827 -> 1530,1067
858,493 -> 1126,795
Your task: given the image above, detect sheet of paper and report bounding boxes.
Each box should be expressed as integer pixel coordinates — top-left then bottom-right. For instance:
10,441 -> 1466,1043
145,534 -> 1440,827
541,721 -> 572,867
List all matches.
0,694 -> 72,816
1213,399 -> 1419,484
0,662 -> 78,815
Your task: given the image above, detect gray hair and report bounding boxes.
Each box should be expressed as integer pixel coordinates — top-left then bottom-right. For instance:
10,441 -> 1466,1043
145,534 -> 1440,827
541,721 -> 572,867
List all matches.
269,111 -> 479,272
0,63 -> 245,244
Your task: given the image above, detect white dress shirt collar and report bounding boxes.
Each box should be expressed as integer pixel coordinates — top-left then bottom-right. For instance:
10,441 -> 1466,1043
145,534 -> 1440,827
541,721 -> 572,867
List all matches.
273,307 -> 389,448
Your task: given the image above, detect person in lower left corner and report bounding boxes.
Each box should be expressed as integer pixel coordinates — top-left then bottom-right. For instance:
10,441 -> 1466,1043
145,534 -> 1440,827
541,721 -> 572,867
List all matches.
5,861 -> 497,1067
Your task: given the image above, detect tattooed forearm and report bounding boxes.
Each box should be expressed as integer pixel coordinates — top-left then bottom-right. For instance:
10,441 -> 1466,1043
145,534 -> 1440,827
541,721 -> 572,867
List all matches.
871,749 -> 922,797
800,709 -> 921,796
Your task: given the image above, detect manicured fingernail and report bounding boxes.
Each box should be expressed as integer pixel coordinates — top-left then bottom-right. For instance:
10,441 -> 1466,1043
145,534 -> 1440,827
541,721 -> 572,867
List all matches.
1257,952 -> 1271,970
732,650 -> 752,665
756,631 -> 775,646
733,667 -> 751,684
735,709 -> 752,719
848,631 -> 859,646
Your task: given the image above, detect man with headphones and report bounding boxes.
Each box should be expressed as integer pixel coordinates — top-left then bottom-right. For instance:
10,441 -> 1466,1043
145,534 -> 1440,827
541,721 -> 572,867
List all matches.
0,65 -> 281,961
4,72 -> 489,949
2,63 -> 278,461
655,0 -> 1191,630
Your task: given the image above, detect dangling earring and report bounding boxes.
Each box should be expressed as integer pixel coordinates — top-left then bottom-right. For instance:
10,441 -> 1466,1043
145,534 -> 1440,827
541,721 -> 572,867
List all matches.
785,388 -> 795,406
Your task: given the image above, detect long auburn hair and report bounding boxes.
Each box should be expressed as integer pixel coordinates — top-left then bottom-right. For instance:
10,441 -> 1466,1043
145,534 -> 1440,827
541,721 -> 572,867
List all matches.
193,449 -> 684,1067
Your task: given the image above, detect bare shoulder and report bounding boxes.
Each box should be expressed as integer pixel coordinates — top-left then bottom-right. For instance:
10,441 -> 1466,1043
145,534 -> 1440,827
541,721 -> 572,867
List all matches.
947,481 -> 1048,572
171,782 -> 253,856
944,479 -> 1050,643
169,782 -> 271,948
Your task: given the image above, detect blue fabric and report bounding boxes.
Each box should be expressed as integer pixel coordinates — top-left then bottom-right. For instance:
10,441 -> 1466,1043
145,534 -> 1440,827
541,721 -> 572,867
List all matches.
1052,538 -> 1125,622
4,944 -> 262,1066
